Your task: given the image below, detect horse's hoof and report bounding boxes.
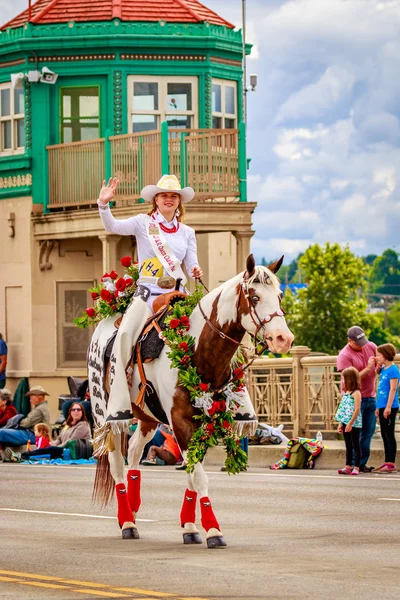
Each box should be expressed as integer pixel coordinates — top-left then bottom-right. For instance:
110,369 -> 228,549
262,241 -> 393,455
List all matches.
183,532 -> 203,545
207,535 -> 227,549
122,527 -> 140,540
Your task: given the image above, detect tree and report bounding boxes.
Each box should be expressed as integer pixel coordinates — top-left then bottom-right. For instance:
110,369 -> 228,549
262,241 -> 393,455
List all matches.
367,311 -> 400,347
369,249 -> 400,295
281,243 -> 371,354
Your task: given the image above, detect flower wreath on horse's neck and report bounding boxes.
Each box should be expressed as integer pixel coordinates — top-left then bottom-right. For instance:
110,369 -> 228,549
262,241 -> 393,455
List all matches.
162,289 -> 248,474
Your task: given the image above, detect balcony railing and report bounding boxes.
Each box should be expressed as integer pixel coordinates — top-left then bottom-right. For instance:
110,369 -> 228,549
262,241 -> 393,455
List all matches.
46,122 -> 246,211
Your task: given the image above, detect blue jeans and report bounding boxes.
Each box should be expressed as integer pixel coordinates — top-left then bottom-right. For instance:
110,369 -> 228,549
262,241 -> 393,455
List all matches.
0,428 -> 35,447
360,397 -> 376,468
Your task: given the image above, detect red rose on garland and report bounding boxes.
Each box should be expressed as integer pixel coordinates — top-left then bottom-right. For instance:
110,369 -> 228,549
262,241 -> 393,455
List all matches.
199,383 -> 209,392
206,423 -> 215,435
85,307 -> 95,318
124,277 -> 133,287
179,341 -> 189,352
115,277 -> 126,292
218,400 -> 226,412
233,368 -> 245,380
109,270 -> 118,280
101,272 -> 110,281
169,318 -> 180,329
223,420 -> 231,429
120,256 -> 132,268
208,401 -> 219,415
180,355 -> 191,366
91,292 -> 99,300
180,316 -> 190,326
112,305 -> 116,310
100,289 -> 113,302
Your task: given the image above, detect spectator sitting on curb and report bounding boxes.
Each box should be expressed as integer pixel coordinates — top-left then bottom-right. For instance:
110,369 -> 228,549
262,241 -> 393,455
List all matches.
142,424 -> 182,466
5,402 -> 91,462
0,389 -> 17,427
0,386 -> 50,456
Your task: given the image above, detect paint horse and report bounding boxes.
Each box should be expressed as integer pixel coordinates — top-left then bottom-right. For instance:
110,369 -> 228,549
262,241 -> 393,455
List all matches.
90,255 -> 294,548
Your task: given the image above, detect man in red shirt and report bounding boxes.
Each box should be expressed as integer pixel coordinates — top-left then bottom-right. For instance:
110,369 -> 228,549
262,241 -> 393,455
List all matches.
337,326 -> 377,472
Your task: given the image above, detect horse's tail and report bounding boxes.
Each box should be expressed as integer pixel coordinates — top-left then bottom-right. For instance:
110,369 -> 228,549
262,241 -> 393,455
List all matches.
92,432 -> 128,507
92,454 -> 114,507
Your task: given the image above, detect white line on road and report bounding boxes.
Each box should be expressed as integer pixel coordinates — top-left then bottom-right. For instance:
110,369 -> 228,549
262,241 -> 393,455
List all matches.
376,498 -> 400,502
0,508 -> 155,522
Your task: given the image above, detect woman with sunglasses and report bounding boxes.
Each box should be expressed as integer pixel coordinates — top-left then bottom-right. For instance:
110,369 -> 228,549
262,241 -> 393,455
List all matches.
5,403 -> 91,462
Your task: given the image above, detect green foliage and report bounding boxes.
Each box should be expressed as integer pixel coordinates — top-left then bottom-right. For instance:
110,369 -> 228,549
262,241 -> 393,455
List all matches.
369,249 -> 400,295
368,311 -> 400,347
388,302 -> 400,337
281,243 -> 370,354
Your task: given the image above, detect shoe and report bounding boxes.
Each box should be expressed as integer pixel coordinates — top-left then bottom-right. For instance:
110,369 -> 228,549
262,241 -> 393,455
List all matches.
338,466 -> 351,475
372,463 -> 387,473
220,467 -> 227,472
4,447 -> 22,463
375,463 -> 397,473
350,467 -> 360,476
175,464 -> 187,470
141,459 -> 157,466
360,465 -> 374,473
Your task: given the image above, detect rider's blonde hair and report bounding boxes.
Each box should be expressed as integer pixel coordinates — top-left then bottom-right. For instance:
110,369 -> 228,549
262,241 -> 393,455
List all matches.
147,194 -> 185,223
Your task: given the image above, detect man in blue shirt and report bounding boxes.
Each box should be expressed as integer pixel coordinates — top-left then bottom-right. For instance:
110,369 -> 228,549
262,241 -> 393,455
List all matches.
0,334 -> 7,390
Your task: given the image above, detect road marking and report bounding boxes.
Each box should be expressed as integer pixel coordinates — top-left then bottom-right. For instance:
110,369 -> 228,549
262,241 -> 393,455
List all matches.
377,497 -> 400,502
0,508 -> 154,522
0,570 -> 206,599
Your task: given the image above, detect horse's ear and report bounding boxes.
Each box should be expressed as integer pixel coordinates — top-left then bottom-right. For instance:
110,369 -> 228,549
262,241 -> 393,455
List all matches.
268,255 -> 284,274
246,254 -> 256,277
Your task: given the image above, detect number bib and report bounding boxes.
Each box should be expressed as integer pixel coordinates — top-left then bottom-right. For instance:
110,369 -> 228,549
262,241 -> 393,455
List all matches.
141,257 -> 163,278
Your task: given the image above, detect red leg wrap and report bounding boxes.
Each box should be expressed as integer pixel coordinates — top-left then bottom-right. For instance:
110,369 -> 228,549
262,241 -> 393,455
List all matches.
115,483 -> 134,526
200,496 -> 220,532
180,489 -> 197,527
127,469 -> 141,513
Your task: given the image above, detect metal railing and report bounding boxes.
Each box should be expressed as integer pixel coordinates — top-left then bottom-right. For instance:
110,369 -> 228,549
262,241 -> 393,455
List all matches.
248,349 -> 400,438
46,122 -> 245,211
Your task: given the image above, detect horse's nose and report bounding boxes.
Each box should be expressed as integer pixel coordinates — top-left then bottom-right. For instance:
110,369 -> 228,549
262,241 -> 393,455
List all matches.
271,331 -> 294,353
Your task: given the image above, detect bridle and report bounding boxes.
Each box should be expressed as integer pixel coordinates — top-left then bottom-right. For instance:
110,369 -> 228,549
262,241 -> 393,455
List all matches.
197,273 -> 286,358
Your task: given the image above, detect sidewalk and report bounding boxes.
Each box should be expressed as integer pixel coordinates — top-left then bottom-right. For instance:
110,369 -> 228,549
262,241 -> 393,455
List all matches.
205,440 -> 389,469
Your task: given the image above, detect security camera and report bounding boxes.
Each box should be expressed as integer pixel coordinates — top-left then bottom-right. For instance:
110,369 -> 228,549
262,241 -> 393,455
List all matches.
249,73 -> 258,91
40,66 -> 58,85
11,72 -> 25,89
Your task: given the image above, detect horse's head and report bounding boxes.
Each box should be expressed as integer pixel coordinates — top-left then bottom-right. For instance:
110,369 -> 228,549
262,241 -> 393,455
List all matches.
238,254 -> 294,354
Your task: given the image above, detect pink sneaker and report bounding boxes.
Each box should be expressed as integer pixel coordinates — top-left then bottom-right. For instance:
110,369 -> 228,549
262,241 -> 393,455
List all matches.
350,467 -> 360,476
338,466 -> 351,475
376,463 -> 397,473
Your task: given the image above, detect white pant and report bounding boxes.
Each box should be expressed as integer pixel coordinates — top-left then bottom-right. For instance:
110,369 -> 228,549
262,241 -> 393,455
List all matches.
106,295 -> 152,422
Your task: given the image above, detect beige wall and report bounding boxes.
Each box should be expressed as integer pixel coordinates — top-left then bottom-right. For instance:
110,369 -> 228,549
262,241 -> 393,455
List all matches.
197,232 -> 237,290
0,196 -> 33,371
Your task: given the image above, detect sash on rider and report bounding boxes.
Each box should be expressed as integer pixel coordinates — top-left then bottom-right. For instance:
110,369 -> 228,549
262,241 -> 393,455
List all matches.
146,219 -> 187,287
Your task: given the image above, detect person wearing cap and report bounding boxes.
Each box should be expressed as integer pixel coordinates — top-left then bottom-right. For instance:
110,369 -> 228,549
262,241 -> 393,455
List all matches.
97,175 -> 203,430
337,327 -> 377,472
0,385 -> 50,449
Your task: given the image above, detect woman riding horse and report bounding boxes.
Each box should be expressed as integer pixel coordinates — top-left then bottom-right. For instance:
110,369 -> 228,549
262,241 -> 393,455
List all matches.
97,174 -> 203,434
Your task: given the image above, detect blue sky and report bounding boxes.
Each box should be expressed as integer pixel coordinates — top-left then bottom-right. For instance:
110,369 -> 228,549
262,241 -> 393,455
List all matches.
2,0 -> 400,262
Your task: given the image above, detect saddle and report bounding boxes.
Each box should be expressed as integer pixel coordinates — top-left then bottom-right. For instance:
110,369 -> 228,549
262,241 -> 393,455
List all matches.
110,290 -> 187,422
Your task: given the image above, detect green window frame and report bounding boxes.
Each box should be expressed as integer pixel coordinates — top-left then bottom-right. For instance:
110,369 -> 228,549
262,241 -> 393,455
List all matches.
59,86 -> 101,143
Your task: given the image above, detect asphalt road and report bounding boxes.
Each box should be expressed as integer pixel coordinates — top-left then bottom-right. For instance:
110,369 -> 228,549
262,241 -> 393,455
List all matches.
0,464 -> 399,600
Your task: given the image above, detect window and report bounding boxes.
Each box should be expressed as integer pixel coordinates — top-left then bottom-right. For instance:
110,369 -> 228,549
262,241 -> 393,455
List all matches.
56,281 -> 93,368
60,87 -> 100,142
212,79 -> 237,129
0,83 -> 24,154
128,76 -> 197,133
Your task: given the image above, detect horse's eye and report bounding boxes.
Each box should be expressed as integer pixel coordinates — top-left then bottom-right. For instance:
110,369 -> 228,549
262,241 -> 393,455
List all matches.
252,295 -> 260,303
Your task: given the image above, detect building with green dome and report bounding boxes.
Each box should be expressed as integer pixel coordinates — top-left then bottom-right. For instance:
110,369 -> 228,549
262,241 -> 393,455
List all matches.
0,0 -> 255,412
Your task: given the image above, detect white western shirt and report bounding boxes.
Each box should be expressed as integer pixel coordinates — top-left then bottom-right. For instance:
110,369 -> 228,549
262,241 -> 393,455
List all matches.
98,205 -> 199,295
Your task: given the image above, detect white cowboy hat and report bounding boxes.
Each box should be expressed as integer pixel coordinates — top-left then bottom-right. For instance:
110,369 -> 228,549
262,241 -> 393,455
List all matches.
141,174 -> 195,204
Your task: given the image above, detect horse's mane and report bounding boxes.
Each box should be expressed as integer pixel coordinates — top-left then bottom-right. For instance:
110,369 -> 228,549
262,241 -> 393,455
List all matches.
210,265 -> 281,299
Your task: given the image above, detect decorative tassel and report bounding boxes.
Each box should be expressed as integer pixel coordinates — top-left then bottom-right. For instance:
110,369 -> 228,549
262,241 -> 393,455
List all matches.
92,422 -> 115,457
180,489 -> 197,527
